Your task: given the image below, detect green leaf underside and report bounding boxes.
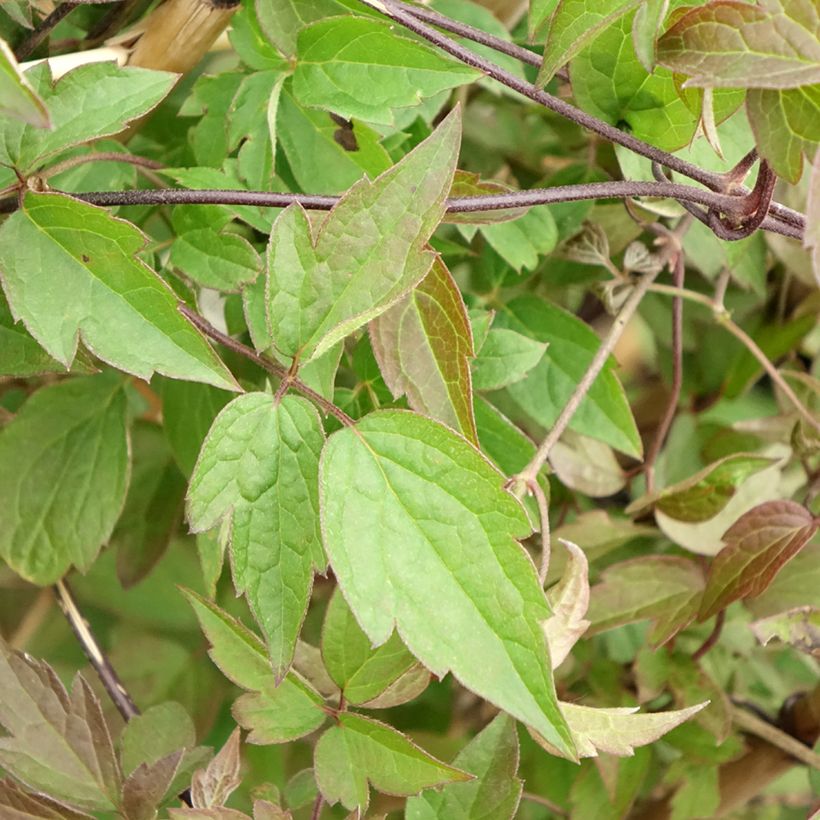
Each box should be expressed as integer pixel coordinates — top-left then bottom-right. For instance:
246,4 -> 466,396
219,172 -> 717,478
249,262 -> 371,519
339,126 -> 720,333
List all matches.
314,713 -> 470,810
406,713 -> 523,819
0,374 -> 128,584
586,556 -> 706,647
627,453 -> 774,523
657,0 -> 820,90
292,17 -> 480,125
319,410 -> 575,757
370,256 -> 477,444
499,295 -> 641,458
187,393 -> 326,680
699,500 -> 819,619
0,643 -> 121,811
0,193 -> 237,390
321,588 -> 418,706
266,108 -> 461,362
0,39 -> 49,127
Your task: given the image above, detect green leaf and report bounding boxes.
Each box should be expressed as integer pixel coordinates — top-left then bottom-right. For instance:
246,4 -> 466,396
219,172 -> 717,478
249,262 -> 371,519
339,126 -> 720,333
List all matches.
405,713 -> 522,820
0,38 -> 48,127
187,393 -> 326,679
321,587 -> 419,706
586,556 -> 706,647
255,0 -> 345,57
631,0 -> 670,72
446,170 -> 528,225
319,410 -> 575,757
0,193 -> 238,391
474,396 -> 538,477
699,500 -> 819,619
746,84 -> 820,182
0,373 -> 128,584
120,701 -> 197,776
292,17 -> 479,125
370,257 -> 478,444
537,0 -> 643,85
479,207 -> 558,272
0,643 -> 121,812
113,421 -> 187,589
657,0 -> 820,90
626,453 -> 774,523
313,713 -> 470,811
499,295 -> 641,458
267,108 -> 460,362
751,606 -> 820,658
536,702 -> 707,759
472,327 -> 547,391
0,778 -> 93,819
170,227 -> 262,292
0,62 -> 175,171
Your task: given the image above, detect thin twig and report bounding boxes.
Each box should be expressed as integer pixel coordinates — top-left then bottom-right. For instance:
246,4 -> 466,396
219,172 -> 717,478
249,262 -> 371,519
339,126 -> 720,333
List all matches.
731,704 -> 820,770
521,791 -> 569,816
9,588 -> 53,650
41,151 -> 165,179
15,2 -> 79,61
54,580 -> 140,721
179,304 -> 355,427
692,609 -> 725,661
310,793 -> 324,820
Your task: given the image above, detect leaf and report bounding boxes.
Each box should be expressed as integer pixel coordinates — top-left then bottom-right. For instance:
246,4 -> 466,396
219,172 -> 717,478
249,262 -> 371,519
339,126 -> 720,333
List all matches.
121,750 -> 183,820
535,702 -> 707,759
586,556 -> 706,647
120,701 -> 197,777
472,327 -> 547,391
751,606 -> 820,658
190,728 -> 243,808
549,430 -> 626,498
0,62 -> 175,171
319,410 -> 575,758
499,295 -> 641,458
255,0 -> 345,57
474,396 -> 538,477
233,677 -> 326,745
445,170 -> 528,225
632,0 -> 670,72
170,227 -> 262,292
292,17 -> 479,125
0,777 -> 93,819
657,0 -> 820,90
543,540 -> 591,669
187,394 -> 326,680
405,713 -> 522,820
266,108 -> 460,362
370,257 -> 477,444
537,0 -> 643,85
746,84 -> 820,183
0,642 -> 121,811
479,207 -> 558,272
626,453 -> 773,523
0,373 -> 128,584
0,193 -> 238,391
699,500 -> 819,619
113,422 -> 187,589
321,587 -> 419,706
0,38 -> 48,127
313,713 -> 470,811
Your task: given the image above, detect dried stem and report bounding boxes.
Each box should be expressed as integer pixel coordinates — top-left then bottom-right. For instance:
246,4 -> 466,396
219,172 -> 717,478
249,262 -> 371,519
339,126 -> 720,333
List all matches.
731,704 -> 820,770
179,304 -> 355,427
54,579 -> 140,722
692,609 -> 725,661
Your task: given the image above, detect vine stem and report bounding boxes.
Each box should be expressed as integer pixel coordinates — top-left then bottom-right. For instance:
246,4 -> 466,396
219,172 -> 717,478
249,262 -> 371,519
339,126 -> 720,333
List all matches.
692,609 -> 725,661
14,2 -> 80,61
178,304 -> 355,427
310,793 -> 324,820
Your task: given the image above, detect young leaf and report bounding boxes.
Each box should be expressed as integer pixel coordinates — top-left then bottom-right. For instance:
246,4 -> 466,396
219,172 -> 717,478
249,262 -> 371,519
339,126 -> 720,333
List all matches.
472,327 -> 547,391
543,540 -> 591,669
292,17 -> 479,124
121,750 -> 183,820
751,606 -> 820,658
626,453 -> 774,523
549,430 -> 626,498
0,62 -> 175,171
321,587 -> 419,706
319,410 -> 575,758
586,556 -> 706,647
499,295 -> 642,458
405,713 -> 522,820
699,500 -> 819,620
190,728 -> 242,809
534,702 -> 707,759
313,713 -> 470,811
266,108 -> 460,362
370,257 -> 477,444
0,373 -> 128,584
657,0 -> 820,89
0,642 -> 122,811
0,777 -> 93,819
0,193 -> 238,391
0,38 -> 49,127
537,0 -> 643,85
631,0 -> 670,72
187,393 -> 326,680
255,0 -> 345,57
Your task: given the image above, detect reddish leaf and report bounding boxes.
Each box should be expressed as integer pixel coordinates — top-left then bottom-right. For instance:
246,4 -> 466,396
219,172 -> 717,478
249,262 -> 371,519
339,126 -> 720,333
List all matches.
190,728 -> 242,809
699,500 -> 819,620
445,170 -> 528,224
0,778 -> 93,819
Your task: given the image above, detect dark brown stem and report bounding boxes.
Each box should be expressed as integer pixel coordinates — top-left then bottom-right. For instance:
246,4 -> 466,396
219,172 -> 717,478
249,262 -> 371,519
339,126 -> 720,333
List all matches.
15,3 -> 79,60
692,609 -> 725,661
644,252 -> 684,493
179,304 -> 355,427
706,160 -> 777,240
